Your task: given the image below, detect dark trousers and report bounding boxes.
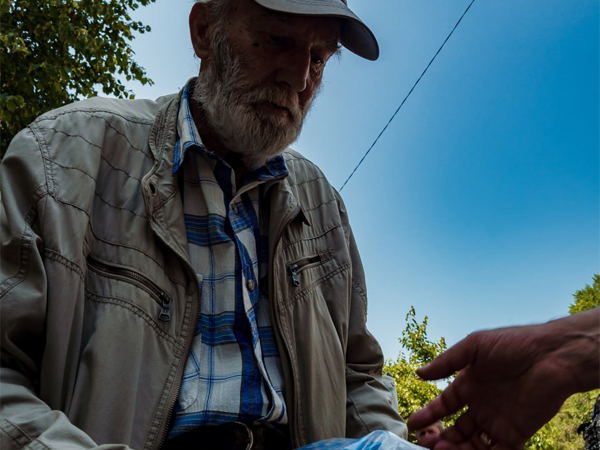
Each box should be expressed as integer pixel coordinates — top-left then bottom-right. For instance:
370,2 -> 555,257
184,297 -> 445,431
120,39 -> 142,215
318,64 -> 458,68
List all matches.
162,422 -> 293,450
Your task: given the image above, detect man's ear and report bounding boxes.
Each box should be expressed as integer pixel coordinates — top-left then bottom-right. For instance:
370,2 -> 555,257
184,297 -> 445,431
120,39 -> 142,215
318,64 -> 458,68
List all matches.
189,2 -> 211,59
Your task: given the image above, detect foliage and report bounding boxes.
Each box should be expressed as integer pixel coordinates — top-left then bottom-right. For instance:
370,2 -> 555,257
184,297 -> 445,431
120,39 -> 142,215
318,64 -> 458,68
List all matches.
525,274 -> 599,449
383,306 -> 456,443
0,0 -> 155,157
569,274 -> 600,315
525,390 -> 599,450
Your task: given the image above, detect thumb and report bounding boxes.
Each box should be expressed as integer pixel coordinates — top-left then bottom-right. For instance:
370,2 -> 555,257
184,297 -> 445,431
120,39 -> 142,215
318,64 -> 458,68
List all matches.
417,334 -> 478,380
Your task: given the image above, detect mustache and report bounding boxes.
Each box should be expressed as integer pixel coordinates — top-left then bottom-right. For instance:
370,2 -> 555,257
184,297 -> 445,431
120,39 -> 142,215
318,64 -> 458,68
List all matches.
209,25 -> 306,125
237,84 -> 303,123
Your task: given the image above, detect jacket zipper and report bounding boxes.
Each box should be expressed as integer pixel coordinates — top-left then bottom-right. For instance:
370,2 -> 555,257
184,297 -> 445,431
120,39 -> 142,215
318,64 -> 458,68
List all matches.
287,254 -> 322,288
149,242 -> 201,450
156,263 -> 198,449
271,205 -> 303,448
87,255 -> 172,322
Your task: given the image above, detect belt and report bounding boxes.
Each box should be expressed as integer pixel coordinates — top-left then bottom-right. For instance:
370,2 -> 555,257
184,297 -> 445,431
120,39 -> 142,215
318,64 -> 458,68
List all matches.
162,422 -> 293,450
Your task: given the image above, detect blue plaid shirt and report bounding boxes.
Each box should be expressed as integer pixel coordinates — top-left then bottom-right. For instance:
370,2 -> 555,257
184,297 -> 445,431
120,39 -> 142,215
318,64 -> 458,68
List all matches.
169,81 -> 289,438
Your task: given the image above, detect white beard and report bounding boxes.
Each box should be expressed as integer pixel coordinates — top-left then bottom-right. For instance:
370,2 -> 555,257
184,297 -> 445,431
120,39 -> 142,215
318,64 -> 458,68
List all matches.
193,26 -> 315,168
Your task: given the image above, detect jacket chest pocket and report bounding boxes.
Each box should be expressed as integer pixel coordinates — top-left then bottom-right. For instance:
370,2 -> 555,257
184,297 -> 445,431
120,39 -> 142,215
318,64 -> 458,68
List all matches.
285,249 -> 333,289
86,255 -> 173,323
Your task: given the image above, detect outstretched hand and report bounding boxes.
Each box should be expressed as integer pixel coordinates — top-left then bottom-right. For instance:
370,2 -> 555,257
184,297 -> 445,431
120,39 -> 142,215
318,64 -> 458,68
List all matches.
407,309 -> 600,450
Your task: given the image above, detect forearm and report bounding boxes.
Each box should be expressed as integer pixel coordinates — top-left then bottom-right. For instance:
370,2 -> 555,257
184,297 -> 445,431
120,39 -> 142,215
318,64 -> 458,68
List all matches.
1,368 -> 135,450
338,193 -> 407,439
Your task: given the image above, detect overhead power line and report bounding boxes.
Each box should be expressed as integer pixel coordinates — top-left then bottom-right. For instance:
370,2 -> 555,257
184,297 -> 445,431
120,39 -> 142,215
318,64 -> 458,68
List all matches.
339,0 -> 477,192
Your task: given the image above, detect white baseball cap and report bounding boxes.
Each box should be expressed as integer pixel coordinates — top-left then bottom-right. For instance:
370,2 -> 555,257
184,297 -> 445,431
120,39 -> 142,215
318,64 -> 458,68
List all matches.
199,0 -> 380,60
253,0 -> 379,60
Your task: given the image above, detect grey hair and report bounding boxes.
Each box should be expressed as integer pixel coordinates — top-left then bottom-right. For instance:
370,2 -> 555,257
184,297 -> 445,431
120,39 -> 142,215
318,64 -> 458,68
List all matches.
416,419 -> 445,436
196,0 -> 235,23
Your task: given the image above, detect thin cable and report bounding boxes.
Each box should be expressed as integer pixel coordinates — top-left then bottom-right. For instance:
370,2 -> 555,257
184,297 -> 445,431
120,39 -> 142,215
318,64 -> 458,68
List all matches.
339,0 -> 477,192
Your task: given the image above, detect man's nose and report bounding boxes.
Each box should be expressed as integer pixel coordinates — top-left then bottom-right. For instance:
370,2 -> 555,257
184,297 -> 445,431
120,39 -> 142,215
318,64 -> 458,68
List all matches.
276,49 -> 311,93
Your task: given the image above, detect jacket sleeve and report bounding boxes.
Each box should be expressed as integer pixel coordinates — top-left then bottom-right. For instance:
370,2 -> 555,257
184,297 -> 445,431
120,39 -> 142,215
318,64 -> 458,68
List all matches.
335,192 -> 409,440
0,128 -> 134,450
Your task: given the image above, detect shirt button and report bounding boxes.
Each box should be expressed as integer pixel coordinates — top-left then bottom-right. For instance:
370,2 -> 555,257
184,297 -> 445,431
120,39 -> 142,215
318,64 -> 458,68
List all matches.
246,280 -> 255,292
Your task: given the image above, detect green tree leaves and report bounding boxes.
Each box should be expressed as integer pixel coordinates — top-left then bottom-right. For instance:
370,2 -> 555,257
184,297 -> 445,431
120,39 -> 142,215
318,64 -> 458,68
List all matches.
0,0 -> 155,157
383,307 -> 455,443
569,274 -> 600,315
388,274 -> 599,447
525,274 -> 599,449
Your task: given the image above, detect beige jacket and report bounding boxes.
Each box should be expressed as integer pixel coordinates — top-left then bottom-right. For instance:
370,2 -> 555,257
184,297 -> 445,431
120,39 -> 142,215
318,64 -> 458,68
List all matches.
0,88 -> 407,450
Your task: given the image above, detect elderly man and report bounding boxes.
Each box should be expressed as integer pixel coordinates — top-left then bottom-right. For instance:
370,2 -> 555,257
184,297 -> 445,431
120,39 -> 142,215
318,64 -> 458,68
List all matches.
0,0 -> 406,449
415,420 -> 444,449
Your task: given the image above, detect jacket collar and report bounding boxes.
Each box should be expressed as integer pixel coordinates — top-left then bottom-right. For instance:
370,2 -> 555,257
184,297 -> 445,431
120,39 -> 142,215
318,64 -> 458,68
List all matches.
142,83 -> 308,264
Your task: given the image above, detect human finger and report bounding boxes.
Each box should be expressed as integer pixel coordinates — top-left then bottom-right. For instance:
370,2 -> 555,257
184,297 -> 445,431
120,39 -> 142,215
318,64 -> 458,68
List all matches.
459,437 -> 517,450
408,371 -> 471,430
433,439 -> 479,450
490,443 -> 515,450
407,396 -> 454,431
416,334 -> 480,381
443,414 -> 523,450
433,440 -> 459,450
436,436 -> 516,450
439,408 -> 508,450
435,435 -> 494,450
440,412 -> 478,444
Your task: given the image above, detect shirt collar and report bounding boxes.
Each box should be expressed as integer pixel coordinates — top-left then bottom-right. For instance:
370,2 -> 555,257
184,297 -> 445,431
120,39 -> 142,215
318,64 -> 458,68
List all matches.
173,81 -> 202,175
173,79 -> 288,184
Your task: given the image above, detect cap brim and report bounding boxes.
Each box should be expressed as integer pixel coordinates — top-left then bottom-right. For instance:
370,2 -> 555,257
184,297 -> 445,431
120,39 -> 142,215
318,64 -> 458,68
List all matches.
252,0 -> 379,61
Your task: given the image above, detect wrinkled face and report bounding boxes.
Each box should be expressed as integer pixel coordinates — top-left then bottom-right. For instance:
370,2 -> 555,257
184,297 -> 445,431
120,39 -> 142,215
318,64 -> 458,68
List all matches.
415,424 -> 442,449
194,0 -> 341,166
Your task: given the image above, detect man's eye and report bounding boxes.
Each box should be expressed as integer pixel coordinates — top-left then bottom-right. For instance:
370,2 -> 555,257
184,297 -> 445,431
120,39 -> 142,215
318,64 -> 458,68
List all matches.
311,54 -> 323,65
269,35 -> 285,44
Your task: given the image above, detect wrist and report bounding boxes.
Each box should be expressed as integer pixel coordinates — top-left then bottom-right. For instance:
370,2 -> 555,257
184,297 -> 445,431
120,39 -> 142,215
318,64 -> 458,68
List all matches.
540,309 -> 600,394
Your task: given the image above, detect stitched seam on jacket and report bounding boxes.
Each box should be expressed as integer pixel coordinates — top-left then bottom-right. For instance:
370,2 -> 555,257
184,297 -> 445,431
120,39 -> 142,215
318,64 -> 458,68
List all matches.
143,94 -> 191,444
152,188 -> 179,223
82,113 -> 153,159
40,155 -> 96,181
36,108 -> 154,126
29,125 -> 55,196
98,154 -> 144,182
280,224 -> 342,253
0,418 -> 33,450
39,127 -> 152,161
94,191 -> 148,218
84,112 -> 151,153
287,175 -> 328,190
0,193 -> 46,297
41,202 -> 172,287
283,152 -> 327,175
351,279 -> 368,313
300,197 -> 337,214
40,127 -> 101,150
85,291 -> 179,345
281,262 -> 350,309
344,369 -> 373,434
25,438 -> 53,450
44,248 -> 85,283
87,254 -> 186,292
281,160 -> 327,188
87,228 -> 187,290
87,225 -> 188,291
45,190 -> 146,222
50,195 -> 91,216
43,156 -> 142,193
283,153 -> 313,164
273,296 -> 307,444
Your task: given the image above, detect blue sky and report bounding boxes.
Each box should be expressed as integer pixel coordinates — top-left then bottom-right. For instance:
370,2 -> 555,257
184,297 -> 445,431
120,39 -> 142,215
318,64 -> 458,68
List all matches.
122,0 -> 599,360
